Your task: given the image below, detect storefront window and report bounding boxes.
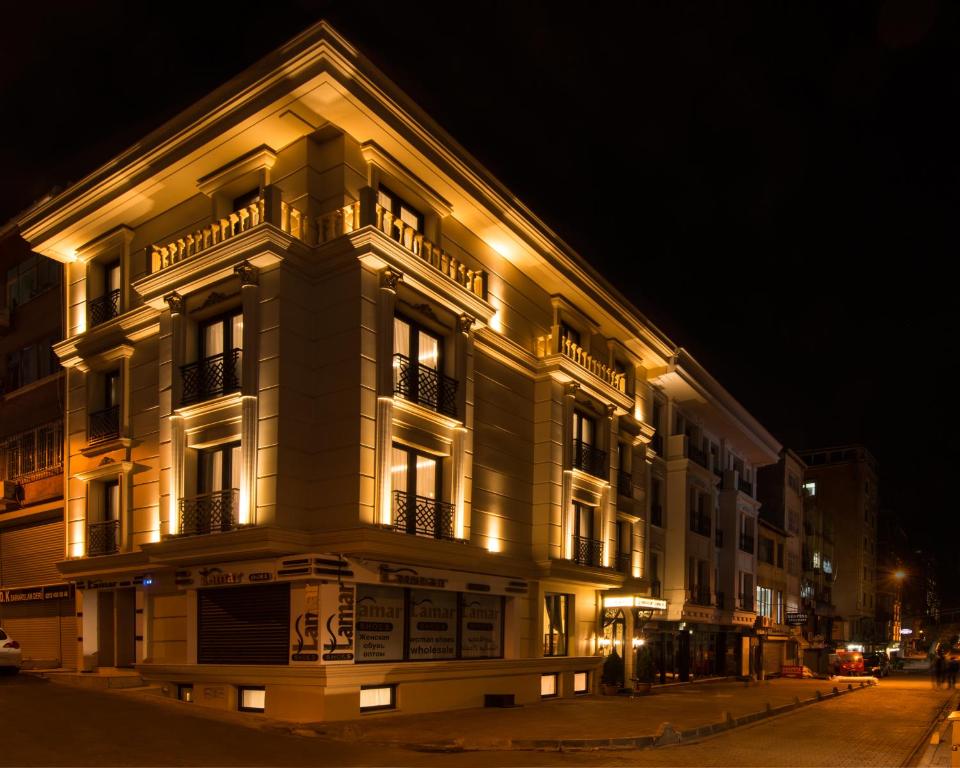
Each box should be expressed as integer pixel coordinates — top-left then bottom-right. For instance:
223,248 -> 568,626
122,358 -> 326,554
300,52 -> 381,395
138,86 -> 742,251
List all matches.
355,584 -> 406,663
409,589 -> 458,660
461,594 -> 503,659
543,593 -> 570,656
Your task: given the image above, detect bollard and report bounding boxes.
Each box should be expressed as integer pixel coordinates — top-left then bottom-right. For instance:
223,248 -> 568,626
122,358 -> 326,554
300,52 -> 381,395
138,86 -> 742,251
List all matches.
948,712 -> 960,768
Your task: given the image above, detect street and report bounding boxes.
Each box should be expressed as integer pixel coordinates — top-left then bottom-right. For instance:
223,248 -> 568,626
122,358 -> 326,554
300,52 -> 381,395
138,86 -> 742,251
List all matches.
0,673 -> 953,766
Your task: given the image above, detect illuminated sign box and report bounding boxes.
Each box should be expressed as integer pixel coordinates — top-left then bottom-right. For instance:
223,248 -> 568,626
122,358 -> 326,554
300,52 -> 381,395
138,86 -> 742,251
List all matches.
603,595 -> 667,611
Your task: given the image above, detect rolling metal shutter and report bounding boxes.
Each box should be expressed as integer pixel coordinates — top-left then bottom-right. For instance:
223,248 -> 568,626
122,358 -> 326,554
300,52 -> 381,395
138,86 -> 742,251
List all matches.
0,598 -> 73,666
0,519 -> 64,586
198,584 -> 290,665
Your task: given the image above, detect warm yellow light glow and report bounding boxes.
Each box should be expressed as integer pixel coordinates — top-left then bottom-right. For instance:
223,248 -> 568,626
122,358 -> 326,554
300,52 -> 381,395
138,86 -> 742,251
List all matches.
632,637 -> 645,648
487,514 -> 502,552
488,310 -> 503,334
894,569 -> 906,581
487,239 -> 511,258
604,596 -> 634,608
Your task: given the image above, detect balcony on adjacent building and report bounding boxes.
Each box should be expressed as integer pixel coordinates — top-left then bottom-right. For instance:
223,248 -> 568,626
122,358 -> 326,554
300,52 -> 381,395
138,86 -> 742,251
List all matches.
87,289 -> 120,327
180,349 -> 242,405
572,440 -> 607,479
573,535 -> 603,567
0,420 -> 63,485
87,519 -> 119,556
393,353 -> 458,418
87,405 -> 120,444
617,469 -> 632,498
688,584 -> 712,606
739,533 -> 755,554
690,509 -> 711,537
392,489 -> 458,541
178,489 -> 240,536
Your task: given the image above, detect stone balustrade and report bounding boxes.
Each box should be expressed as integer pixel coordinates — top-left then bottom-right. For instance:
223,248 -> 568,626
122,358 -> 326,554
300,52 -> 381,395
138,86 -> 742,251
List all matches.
536,333 -> 626,392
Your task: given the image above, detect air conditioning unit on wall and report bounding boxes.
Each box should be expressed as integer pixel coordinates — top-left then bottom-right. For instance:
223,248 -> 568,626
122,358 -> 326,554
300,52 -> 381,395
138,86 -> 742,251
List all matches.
2,480 -> 25,506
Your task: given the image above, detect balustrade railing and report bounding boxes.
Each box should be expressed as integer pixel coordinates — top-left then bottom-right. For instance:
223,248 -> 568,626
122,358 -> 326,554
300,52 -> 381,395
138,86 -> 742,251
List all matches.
573,535 -> 603,567
392,490 -> 457,540
88,405 -> 120,444
392,353 -> 458,417
87,519 -> 119,556
535,333 -> 626,392
0,420 -> 63,484
88,289 -> 120,327
180,349 -> 242,405
617,469 -> 632,497
178,489 -> 239,536
572,440 -> 607,479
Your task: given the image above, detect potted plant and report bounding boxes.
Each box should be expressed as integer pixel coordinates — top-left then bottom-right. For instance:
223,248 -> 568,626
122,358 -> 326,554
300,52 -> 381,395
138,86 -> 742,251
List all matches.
632,643 -> 655,695
601,650 -> 624,695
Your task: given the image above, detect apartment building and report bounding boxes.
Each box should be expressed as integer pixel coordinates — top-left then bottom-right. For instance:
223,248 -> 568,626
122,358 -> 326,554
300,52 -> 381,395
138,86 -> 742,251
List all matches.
17,22 -> 779,719
0,223 -> 73,668
798,445 -> 878,645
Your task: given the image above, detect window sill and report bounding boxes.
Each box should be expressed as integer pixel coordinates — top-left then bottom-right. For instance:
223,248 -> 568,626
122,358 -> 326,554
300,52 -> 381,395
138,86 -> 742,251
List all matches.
81,436 -> 136,458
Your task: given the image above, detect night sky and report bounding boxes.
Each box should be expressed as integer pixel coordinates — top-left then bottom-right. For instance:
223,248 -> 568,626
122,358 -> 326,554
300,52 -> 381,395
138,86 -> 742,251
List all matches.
1,2 -> 953,591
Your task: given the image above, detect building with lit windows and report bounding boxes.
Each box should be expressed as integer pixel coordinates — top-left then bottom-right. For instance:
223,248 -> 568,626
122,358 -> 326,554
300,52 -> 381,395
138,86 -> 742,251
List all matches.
17,22 -> 780,719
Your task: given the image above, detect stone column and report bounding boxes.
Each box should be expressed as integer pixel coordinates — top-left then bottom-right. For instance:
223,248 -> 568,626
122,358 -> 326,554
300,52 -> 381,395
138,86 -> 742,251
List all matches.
164,292 -> 185,411
375,268 -> 401,526
604,404 -> 617,568
561,382 -> 579,560
235,262 -> 260,526
170,415 -> 185,535
451,314 -> 474,540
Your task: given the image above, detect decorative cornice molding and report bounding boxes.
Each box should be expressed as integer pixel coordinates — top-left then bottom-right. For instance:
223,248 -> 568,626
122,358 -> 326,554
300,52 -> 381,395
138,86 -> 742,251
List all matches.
164,292 -> 184,315
233,261 -> 259,287
380,267 -> 402,293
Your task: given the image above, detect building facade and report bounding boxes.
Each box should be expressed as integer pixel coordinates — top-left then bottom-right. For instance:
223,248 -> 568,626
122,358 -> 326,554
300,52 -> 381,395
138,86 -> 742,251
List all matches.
798,445 -> 878,646
0,223 -> 74,669
19,22 -> 780,719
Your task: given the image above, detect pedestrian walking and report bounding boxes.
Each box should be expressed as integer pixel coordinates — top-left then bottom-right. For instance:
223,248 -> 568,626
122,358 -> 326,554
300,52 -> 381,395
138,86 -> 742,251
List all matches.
935,648 -> 946,689
948,651 -> 959,689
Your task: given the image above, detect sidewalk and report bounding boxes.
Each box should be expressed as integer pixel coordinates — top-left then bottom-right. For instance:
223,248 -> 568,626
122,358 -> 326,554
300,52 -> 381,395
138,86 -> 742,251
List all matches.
306,677 -> 877,751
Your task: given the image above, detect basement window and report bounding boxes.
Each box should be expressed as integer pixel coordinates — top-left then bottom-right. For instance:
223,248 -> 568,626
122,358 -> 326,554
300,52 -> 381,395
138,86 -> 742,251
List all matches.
238,686 -> 265,712
540,673 -> 558,698
360,685 -> 397,712
574,671 -> 588,695
177,684 -> 193,703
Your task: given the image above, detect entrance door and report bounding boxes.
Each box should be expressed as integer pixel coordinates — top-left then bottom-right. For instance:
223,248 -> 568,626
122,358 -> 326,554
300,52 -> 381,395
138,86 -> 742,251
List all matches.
115,588 -> 137,667
97,591 -> 115,667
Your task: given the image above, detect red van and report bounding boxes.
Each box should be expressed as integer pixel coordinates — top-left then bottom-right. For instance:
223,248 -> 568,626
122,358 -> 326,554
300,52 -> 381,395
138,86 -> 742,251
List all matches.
831,650 -> 865,676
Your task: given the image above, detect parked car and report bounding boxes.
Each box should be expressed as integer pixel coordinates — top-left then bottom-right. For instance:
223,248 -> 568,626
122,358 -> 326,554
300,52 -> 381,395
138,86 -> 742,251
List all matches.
864,651 -> 891,677
0,627 -> 22,673
829,650 -> 865,676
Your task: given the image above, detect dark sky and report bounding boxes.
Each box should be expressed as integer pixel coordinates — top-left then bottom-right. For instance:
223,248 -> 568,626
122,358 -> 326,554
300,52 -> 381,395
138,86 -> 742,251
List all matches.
1,2 -> 954,579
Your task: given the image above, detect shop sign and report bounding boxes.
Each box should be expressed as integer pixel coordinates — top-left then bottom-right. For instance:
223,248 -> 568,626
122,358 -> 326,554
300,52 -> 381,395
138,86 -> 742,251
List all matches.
408,589 -> 457,660
198,567 -> 244,587
379,564 -> 448,589
291,583 -> 321,662
347,558 -> 523,597
460,594 -> 502,658
781,665 -> 804,678
356,584 -> 405,662
319,583 -> 354,663
0,584 -> 75,603
785,612 -> 807,626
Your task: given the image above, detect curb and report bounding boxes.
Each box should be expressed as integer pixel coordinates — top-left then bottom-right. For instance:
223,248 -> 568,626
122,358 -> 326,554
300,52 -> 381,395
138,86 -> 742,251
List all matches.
385,679 -> 878,753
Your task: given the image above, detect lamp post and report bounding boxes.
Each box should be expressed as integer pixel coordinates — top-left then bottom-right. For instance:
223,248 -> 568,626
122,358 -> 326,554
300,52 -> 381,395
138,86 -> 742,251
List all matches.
893,569 -> 906,656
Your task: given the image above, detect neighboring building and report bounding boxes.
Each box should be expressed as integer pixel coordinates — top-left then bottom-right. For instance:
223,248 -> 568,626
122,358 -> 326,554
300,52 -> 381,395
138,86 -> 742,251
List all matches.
755,517 -> 790,675
0,222 -> 73,668
17,22 -> 780,720
798,445 -> 879,645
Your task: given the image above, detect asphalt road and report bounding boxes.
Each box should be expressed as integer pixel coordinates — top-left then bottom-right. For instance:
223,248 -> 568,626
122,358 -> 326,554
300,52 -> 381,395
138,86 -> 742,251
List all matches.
0,672 -> 952,766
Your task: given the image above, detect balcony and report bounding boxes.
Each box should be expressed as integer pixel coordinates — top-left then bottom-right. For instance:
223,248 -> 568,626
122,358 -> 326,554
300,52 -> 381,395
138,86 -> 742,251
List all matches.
688,585 -> 712,606
739,533 -> 755,554
650,503 -> 663,528
0,420 -> 63,484
739,594 -> 755,611
573,535 -> 603,567
572,440 -> 607,479
392,490 -> 458,541
689,509 -> 711,537
87,289 -> 120,327
178,489 -> 239,536
393,353 -> 458,418
87,405 -> 120,444
535,333 -> 626,393
180,349 -> 241,405
738,478 -> 753,496
615,551 -> 632,575
87,520 -> 119,556
617,470 -> 632,497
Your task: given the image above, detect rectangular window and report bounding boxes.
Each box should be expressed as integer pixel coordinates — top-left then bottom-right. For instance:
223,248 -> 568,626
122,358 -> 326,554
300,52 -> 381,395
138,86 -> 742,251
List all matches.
408,589 -> 458,661
758,537 -> 774,564
559,321 -> 581,347
574,671 -> 588,694
391,443 -> 448,538
177,684 -> 193,703
238,687 -> 265,712
540,674 -> 558,698
803,481 -> 816,496
572,410 -> 595,448
543,593 -> 570,656
756,586 -> 773,619
198,443 -> 241,495
378,186 -> 423,234
460,594 -> 503,659
360,685 -> 397,712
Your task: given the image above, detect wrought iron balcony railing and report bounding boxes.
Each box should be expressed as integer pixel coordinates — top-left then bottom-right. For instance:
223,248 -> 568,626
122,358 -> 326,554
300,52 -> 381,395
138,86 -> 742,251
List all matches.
650,503 -> 663,527
88,405 -> 120,443
572,440 -> 607,479
0,419 -> 63,484
178,489 -> 239,536
87,519 -> 119,556
739,533 -> 755,554
615,551 -> 632,575
617,470 -> 632,497
392,489 -> 458,541
392,353 -> 458,418
690,509 -> 711,537
88,289 -> 120,327
180,349 -> 242,405
573,535 -> 603,567
688,585 -> 712,606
